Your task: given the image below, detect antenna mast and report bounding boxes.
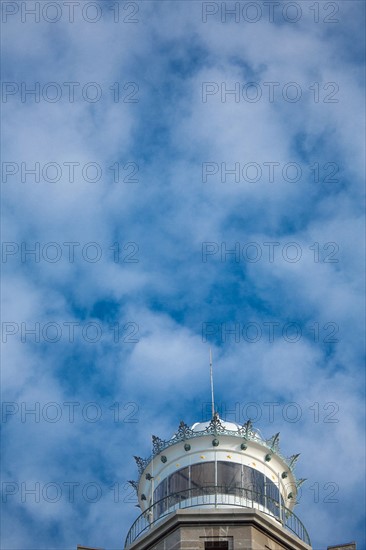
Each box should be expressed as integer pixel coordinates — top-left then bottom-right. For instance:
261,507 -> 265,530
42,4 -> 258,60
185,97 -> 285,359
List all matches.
209,347 -> 215,418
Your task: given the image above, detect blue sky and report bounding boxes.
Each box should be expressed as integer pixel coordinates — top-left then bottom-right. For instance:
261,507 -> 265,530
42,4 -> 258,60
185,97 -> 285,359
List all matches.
1,1 -> 365,549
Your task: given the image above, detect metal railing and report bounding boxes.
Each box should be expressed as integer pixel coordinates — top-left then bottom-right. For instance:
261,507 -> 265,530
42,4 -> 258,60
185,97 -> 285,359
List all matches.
124,486 -> 311,547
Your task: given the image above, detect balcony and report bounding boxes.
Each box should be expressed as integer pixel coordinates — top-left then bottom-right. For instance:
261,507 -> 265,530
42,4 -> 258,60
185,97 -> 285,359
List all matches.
124,486 -> 311,548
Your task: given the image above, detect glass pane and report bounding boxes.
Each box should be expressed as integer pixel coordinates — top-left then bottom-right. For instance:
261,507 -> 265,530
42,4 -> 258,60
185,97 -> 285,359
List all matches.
264,478 -> 282,517
154,477 -> 168,501
217,462 -> 242,493
242,464 -> 254,492
242,465 -> 265,504
153,478 -> 168,518
265,479 -> 279,501
169,466 -> 190,494
190,462 -> 215,492
169,466 -> 190,503
252,469 -> 264,494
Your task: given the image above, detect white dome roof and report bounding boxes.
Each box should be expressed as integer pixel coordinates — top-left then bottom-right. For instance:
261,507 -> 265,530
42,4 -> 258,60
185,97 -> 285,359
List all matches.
191,416 -> 242,433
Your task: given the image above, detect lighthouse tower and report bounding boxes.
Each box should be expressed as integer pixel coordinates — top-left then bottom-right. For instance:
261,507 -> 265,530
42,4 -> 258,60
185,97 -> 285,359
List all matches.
124,413 -> 311,549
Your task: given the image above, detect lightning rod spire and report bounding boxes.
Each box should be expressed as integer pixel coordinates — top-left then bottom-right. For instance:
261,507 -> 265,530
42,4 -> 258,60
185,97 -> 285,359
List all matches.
209,347 -> 215,419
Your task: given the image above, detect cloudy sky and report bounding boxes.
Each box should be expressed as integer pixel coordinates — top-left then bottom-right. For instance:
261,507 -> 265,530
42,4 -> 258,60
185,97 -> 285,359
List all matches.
1,1 -> 365,549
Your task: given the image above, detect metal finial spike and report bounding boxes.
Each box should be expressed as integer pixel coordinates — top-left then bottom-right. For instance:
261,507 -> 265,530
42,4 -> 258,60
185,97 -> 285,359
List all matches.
296,478 -> 307,488
287,453 -> 301,470
267,432 -> 280,451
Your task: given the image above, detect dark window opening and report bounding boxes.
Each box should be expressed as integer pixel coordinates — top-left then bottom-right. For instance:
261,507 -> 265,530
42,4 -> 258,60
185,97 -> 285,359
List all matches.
205,542 -> 229,550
